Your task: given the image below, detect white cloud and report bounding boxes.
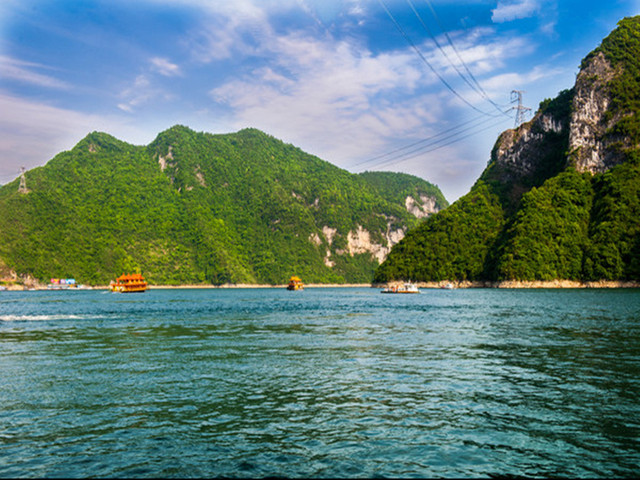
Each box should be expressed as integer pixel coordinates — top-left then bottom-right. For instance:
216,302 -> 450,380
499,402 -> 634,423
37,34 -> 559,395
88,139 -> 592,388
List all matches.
0,92 -> 152,184
194,4 -> 543,198
425,28 -> 533,76
150,57 -> 182,76
480,65 -> 561,95
208,28 -> 438,166
117,74 -> 175,113
0,56 -> 70,89
492,0 -> 540,23
186,1 -> 273,63
0,0 -> 556,201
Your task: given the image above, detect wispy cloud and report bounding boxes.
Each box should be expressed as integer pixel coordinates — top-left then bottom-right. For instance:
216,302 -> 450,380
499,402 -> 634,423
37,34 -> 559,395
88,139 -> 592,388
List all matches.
204,12 -> 541,166
492,0 -> 541,23
0,56 -> 70,89
150,57 -> 181,76
117,73 -> 177,113
208,26 -> 436,165
5,0 -> 619,201
425,27 -> 533,77
0,92 -> 150,183
186,1 -> 272,63
481,65 -> 561,93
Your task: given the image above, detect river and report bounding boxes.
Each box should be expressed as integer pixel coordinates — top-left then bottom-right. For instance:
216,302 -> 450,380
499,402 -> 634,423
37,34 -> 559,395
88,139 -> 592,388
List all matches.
1,287 -> 639,477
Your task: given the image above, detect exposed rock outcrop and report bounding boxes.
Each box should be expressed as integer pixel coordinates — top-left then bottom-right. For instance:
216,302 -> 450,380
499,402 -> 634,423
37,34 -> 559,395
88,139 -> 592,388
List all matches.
405,194 -> 439,218
493,112 -> 566,176
490,89 -> 571,194
375,17 -> 640,285
493,47 -> 634,180
569,51 -> 629,173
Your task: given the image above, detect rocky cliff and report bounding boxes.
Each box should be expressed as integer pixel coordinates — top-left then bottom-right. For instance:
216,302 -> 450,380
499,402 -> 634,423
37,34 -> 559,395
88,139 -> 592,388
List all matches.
375,16 -> 640,284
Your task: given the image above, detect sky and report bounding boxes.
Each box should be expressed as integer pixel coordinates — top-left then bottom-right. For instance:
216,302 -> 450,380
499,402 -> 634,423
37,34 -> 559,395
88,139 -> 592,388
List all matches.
1,0 -> 639,201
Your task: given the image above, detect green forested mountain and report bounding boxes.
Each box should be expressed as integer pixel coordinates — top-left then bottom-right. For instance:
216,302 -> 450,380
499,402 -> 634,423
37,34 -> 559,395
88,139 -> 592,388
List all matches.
375,16 -> 640,284
0,126 -> 447,285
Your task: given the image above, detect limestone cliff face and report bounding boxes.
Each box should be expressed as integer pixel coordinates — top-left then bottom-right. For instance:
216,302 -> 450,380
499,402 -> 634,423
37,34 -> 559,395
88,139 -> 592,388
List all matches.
375,16 -> 640,285
485,89 -> 571,210
492,45 -> 635,182
569,51 -> 628,173
405,194 -> 439,218
317,192 -> 441,266
492,108 -> 567,179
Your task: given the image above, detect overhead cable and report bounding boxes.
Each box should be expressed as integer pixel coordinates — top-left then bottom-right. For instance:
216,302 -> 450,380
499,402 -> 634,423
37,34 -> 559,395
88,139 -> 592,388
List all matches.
357,116 -> 511,171
421,0 -> 510,116
406,0 -> 483,98
378,0 -> 501,118
410,0 -> 510,117
349,114 -> 491,170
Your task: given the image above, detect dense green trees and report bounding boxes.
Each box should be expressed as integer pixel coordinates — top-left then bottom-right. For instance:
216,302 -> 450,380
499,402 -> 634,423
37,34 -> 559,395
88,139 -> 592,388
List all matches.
375,158 -> 640,284
375,16 -> 640,284
0,127 -> 447,285
374,181 -> 504,282
495,171 -> 594,281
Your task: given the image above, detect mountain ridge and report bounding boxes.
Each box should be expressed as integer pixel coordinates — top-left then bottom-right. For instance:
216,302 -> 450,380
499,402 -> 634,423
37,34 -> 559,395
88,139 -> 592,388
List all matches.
375,16 -> 640,284
0,125 -> 448,286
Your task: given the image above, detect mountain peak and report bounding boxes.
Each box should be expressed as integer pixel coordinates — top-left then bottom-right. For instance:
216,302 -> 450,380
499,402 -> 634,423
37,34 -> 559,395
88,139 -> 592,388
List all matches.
375,16 -> 640,284
0,124 -> 446,285
75,131 -> 132,153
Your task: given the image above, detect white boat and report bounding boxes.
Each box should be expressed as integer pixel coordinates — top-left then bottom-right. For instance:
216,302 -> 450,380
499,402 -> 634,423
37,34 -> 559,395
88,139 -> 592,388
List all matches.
381,282 -> 420,294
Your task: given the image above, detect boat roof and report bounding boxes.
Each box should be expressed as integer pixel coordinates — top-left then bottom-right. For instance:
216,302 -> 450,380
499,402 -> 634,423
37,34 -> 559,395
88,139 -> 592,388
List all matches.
116,273 -> 145,281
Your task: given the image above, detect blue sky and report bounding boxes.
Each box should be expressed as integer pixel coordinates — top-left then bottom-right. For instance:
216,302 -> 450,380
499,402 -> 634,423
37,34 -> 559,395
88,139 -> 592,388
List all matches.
1,0 -> 639,201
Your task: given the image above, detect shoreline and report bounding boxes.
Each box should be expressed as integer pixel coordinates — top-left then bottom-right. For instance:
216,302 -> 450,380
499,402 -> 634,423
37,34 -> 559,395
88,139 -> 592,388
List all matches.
149,283 -> 372,289
412,280 -> 640,289
151,280 -> 640,289
3,280 -> 640,291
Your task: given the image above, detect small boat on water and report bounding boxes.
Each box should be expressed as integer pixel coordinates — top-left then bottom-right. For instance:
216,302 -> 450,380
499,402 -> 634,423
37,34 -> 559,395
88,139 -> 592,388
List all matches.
287,276 -> 304,291
48,278 -> 76,290
110,273 -> 148,293
441,283 -> 455,290
381,282 -> 420,294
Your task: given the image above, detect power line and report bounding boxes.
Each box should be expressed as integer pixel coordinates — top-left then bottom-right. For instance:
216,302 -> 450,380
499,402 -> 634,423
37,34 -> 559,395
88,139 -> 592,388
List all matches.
420,0 -> 510,117
407,0 -> 486,103
378,0 -> 500,118
351,2 -> 516,173
349,114 -> 489,169
355,115 -> 511,171
351,116 -> 491,168
364,116 -> 511,171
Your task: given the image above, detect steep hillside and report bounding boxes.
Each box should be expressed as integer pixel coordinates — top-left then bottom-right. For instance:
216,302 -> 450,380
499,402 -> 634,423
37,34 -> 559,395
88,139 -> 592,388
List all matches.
375,16 -> 640,284
0,126 -> 447,285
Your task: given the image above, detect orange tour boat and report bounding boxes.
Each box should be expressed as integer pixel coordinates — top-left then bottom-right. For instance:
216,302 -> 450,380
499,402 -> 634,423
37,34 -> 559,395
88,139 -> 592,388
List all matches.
110,273 -> 148,293
287,276 -> 304,291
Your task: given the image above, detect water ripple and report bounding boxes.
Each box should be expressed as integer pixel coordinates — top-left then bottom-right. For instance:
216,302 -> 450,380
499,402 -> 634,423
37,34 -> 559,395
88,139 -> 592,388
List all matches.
1,288 -> 640,477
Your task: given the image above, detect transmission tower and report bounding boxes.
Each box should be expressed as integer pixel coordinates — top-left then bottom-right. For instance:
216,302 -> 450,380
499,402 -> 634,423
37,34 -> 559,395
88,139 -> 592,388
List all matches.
511,90 -> 531,128
18,167 -> 29,194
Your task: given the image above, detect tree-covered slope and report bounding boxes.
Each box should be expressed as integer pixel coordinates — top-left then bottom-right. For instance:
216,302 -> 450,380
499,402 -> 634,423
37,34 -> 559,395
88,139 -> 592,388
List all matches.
375,16 -> 640,284
0,126 -> 447,285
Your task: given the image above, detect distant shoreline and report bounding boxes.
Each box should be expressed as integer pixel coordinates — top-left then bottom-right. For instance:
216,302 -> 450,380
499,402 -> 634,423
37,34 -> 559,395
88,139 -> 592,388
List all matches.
113,280 -> 640,290
148,283 -> 373,289
150,281 -> 640,289
3,280 -> 639,291
413,280 -> 640,289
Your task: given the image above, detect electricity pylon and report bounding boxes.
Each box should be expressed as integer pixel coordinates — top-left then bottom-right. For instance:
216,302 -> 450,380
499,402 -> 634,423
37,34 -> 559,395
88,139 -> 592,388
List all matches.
18,167 -> 29,194
511,90 -> 531,127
